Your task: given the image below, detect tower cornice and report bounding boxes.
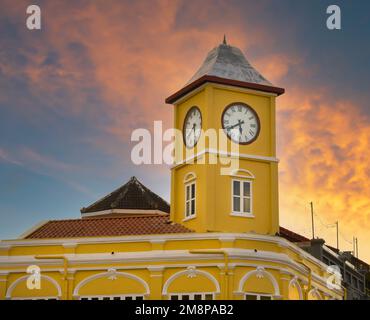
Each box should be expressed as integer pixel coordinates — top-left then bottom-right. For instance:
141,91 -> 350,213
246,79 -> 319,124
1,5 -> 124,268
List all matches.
165,75 -> 285,104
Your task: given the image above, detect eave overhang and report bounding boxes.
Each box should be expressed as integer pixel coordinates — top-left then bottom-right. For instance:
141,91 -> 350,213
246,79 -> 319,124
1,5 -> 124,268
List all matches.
165,75 -> 285,105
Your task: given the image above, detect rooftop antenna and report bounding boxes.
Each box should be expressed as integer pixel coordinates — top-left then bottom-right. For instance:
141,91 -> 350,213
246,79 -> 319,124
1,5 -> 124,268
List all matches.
353,236 -> 356,256
336,221 -> 339,251
310,202 -> 315,239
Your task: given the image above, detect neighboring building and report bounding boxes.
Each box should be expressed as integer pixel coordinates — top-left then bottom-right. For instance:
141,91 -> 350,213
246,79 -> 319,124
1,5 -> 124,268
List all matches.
0,39 -> 344,300
279,227 -> 369,300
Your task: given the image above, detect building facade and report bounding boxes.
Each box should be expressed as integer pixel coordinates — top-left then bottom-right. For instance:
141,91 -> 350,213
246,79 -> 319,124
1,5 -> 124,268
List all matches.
0,40 -> 344,300
303,240 -> 367,300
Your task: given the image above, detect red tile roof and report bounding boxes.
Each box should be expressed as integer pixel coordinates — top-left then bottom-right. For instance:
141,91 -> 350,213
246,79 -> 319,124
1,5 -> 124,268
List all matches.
25,215 -> 193,239
279,226 -> 310,243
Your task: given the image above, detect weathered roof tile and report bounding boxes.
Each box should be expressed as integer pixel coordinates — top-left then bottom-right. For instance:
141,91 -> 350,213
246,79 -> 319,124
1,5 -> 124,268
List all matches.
80,176 -> 170,214
25,215 -> 193,239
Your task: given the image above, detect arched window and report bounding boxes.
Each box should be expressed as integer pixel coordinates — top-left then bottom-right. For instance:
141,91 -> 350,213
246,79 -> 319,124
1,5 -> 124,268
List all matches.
237,267 -> 280,300
73,269 -> 149,300
308,288 -> 322,300
6,274 -> 61,300
162,267 -> 220,300
229,169 -> 255,217
288,277 -> 303,300
184,172 -> 197,220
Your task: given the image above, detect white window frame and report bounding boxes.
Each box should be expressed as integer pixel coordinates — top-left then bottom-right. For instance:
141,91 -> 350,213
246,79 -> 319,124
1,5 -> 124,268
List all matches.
231,179 -> 253,217
168,292 -> 214,300
184,181 -> 196,221
79,294 -> 144,300
244,293 -> 273,300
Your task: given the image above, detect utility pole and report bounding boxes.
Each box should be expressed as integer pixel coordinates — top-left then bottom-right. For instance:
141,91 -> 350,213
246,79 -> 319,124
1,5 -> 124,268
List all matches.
336,221 -> 339,251
353,236 -> 356,256
310,202 -> 315,239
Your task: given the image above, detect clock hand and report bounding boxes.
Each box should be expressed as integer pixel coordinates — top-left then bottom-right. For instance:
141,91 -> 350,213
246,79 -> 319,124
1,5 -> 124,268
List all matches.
226,121 -> 245,131
186,124 -> 196,139
238,120 -> 243,135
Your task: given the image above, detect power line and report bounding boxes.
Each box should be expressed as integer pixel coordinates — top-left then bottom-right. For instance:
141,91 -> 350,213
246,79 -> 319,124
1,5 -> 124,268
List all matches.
306,202 -> 355,251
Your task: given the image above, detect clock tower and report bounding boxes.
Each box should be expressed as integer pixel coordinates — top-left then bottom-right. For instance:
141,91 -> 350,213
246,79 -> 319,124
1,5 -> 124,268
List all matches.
166,38 -> 285,235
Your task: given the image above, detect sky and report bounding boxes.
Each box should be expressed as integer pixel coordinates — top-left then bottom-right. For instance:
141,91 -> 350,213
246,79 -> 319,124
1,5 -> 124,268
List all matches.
0,0 -> 369,262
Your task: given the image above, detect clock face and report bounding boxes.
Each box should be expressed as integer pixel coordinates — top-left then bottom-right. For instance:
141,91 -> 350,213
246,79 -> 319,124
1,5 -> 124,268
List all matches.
221,103 -> 260,144
183,106 -> 202,148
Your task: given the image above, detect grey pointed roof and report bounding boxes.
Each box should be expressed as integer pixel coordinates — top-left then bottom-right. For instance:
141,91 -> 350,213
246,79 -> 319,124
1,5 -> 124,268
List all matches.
186,42 -> 272,86
166,40 -> 284,104
80,176 -> 170,214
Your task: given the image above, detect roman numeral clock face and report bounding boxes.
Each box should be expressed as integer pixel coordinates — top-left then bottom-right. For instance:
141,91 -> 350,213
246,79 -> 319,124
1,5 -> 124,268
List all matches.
222,103 -> 260,144
183,106 -> 202,148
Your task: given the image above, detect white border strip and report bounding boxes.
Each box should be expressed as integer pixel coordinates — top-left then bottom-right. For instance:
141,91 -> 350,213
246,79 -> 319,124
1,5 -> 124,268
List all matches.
171,149 -> 279,169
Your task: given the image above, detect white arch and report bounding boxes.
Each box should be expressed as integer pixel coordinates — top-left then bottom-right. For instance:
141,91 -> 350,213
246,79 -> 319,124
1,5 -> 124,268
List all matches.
230,168 -> 255,179
308,288 -> 322,300
6,274 -> 62,299
73,271 -> 149,297
238,267 -> 280,296
184,172 -> 197,183
162,269 -> 220,295
289,277 -> 303,300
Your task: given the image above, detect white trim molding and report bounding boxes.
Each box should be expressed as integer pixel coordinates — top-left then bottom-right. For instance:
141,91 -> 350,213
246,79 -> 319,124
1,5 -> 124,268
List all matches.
308,288 -> 322,300
0,232 -> 338,277
162,267 -> 220,296
237,266 -> 280,296
171,148 -> 279,169
229,168 -> 255,179
6,274 -> 62,299
183,172 -> 197,183
73,270 -> 150,298
81,209 -> 168,218
289,276 -> 303,300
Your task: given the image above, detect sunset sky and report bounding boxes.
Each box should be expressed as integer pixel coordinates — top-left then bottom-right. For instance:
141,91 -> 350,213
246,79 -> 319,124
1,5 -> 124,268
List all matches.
0,0 -> 369,262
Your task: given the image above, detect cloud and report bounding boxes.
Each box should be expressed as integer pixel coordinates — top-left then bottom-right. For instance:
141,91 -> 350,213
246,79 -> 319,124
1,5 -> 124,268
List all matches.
0,146 -> 94,196
0,148 -> 23,166
277,87 -> 370,254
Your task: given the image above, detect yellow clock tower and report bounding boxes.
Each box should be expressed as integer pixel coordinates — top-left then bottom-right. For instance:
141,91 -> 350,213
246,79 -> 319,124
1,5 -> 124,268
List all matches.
167,38 -> 285,235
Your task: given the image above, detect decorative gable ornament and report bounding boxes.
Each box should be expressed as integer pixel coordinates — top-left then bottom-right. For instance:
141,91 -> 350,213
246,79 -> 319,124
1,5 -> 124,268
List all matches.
186,266 -> 197,278
107,268 -> 118,281
255,266 -> 265,279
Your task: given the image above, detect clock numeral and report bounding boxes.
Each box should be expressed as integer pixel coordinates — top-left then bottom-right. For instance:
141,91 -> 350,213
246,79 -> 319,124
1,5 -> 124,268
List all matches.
238,106 -> 242,112
249,116 -> 254,120
250,124 -> 256,128
249,129 -> 254,136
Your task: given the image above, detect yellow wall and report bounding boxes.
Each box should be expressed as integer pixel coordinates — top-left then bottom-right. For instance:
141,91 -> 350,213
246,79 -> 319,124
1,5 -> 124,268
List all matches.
0,235 -> 344,300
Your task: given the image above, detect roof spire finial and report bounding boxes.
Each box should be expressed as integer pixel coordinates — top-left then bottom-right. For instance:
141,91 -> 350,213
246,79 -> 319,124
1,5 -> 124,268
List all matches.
223,34 -> 227,45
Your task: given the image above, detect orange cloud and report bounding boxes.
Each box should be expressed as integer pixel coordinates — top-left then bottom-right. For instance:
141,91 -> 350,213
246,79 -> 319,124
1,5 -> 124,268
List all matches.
278,88 -> 370,258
